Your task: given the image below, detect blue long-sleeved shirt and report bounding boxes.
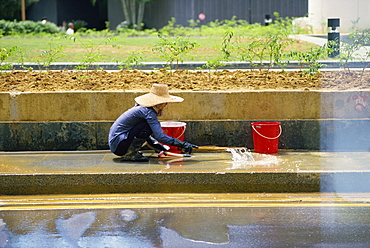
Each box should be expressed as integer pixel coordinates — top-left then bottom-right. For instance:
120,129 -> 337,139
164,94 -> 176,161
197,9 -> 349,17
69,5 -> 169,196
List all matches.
108,105 -> 176,153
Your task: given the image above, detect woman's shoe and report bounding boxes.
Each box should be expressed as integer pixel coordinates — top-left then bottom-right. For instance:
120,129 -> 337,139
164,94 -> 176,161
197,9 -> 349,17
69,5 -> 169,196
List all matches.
120,137 -> 149,162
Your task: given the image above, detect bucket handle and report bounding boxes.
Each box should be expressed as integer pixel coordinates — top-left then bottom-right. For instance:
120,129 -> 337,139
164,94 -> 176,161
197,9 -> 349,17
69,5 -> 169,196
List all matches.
176,126 -> 186,139
252,125 -> 282,140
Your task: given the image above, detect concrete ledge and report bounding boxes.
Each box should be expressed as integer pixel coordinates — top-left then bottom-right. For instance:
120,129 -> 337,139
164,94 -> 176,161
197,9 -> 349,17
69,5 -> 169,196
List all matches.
0,119 -> 369,151
0,171 -> 369,195
0,90 -> 369,121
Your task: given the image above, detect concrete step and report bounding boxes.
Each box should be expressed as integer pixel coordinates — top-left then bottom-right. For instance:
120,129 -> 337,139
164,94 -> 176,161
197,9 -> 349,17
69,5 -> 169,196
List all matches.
0,150 -> 369,195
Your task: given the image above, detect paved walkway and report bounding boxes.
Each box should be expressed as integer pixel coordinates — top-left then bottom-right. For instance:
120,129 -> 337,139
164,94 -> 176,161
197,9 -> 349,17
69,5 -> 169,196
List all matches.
289,34 -> 328,46
290,34 -> 370,58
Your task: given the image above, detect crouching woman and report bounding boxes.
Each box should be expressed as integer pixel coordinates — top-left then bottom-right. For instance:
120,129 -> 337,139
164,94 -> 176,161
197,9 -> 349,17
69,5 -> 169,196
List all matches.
108,84 -> 198,162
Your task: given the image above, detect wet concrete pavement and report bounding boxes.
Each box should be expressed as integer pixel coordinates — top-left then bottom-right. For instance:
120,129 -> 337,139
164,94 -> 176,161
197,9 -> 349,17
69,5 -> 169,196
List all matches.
0,150 -> 369,194
1,150 -> 369,174
1,151 -> 370,247
0,193 -> 370,247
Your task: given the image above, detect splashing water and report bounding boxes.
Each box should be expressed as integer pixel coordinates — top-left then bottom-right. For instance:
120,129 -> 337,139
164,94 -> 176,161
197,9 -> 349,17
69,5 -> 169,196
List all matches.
227,148 -> 255,162
227,148 -> 281,170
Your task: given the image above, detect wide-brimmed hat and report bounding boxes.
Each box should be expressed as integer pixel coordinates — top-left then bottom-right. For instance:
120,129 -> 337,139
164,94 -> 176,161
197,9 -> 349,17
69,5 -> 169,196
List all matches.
135,84 -> 184,107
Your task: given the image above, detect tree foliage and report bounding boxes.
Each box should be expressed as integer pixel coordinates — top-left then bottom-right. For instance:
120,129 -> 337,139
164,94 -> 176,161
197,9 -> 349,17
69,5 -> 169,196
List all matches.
0,0 -> 39,20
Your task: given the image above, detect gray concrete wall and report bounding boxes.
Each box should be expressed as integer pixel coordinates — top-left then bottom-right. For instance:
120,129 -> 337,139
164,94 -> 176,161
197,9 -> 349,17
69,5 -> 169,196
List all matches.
0,120 -> 369,151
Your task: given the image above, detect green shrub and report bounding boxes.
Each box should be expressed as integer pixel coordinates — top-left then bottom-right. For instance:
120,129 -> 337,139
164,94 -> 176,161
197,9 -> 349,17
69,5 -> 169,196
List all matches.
0,19 -> 60,35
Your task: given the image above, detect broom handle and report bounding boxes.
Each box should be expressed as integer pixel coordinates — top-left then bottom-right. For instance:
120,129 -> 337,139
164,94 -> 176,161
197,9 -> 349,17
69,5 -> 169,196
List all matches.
195,146 -> 246,152
159,146 -> 245,156
159,151 -> 192,158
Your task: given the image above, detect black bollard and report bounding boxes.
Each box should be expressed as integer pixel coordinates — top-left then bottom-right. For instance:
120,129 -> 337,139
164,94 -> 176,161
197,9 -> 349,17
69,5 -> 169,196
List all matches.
328,18 -> 340,57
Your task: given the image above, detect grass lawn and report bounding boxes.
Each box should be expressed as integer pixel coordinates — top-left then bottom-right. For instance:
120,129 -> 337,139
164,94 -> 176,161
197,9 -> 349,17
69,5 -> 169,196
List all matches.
0,35 -> 318,63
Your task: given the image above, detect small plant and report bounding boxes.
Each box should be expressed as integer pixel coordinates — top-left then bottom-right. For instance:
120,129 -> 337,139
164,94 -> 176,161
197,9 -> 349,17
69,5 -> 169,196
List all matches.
246,39 -> 266,70
358,49 -> 370,82
34,37 -> 66,70
235,38 -> 258,70
201,59 -> 225,82
117,50 -> 145,70
200,30 -> 235,81
339,28 -> 370,81
220,30 -> 235,60
202,59 -> 225,71
0,46 -> 19,71
339,28 -> 370,72
265,33 -> 292,71
338,40 -> 360,72
13,46 -> 31,70
74,36 -> 112,70
289,45 -> 327,77
234,24 -> 292,73
237,35 -> 276,71
152,33 -> 198,70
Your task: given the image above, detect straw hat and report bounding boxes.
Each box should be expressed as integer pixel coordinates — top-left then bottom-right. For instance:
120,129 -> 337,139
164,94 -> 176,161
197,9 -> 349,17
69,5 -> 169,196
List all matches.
135,84 -> 184,107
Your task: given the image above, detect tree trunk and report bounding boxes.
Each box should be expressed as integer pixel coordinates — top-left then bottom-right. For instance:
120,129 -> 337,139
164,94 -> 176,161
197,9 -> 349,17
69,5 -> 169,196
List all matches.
120,0 -> 132,25
120,0 -> 148,30
21,0 -> 26,21
136,2 -> 145,30
130,0 -> 136,29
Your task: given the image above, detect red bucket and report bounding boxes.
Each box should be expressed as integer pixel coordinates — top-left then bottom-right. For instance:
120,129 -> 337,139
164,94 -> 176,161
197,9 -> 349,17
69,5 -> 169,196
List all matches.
160,121 -> 186,153
252,122 -> 282,154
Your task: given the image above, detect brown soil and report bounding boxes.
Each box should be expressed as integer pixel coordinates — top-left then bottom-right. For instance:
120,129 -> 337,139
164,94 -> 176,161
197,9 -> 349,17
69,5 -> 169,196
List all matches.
1,70 -> 369,92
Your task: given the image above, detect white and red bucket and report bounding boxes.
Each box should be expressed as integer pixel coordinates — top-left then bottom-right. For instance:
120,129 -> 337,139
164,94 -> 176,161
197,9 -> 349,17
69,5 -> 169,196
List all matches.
251,122 -> 282,153
160,121 -> 186,153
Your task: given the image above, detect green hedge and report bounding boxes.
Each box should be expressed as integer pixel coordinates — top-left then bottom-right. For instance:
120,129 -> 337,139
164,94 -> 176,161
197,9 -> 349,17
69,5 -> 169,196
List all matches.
0,20 -> 60,35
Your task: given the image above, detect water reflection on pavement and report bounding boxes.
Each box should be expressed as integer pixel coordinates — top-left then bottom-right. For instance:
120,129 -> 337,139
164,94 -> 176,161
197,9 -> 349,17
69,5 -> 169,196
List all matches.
0,196 -> 370,247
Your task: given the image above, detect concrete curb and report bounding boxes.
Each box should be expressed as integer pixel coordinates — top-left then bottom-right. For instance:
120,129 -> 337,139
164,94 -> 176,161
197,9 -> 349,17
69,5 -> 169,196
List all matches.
6,60 -> 370,70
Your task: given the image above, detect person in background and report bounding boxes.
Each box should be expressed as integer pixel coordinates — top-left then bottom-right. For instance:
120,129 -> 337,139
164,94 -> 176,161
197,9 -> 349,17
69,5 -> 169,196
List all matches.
108,84 -> 198,162
41,17 -> 48,24
66,22 -> 74,35
60,21 -> 67,32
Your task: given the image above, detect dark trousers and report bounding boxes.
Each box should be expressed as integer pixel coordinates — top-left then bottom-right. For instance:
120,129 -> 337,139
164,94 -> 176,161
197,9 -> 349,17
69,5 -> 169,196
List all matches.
114,121 -> 152,156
